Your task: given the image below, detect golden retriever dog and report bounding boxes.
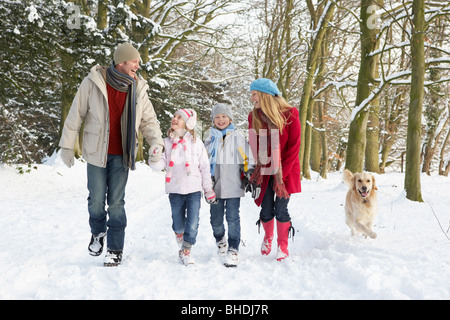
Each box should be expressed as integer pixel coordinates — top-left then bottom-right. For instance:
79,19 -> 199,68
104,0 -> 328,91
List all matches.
343,169 -> 378,239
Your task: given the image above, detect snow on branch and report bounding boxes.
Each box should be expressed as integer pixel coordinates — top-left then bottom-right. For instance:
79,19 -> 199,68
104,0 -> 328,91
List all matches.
164,71 -> 250,84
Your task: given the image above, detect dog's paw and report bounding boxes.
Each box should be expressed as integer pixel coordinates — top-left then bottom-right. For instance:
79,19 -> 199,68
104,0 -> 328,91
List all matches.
368,231 -> 377,239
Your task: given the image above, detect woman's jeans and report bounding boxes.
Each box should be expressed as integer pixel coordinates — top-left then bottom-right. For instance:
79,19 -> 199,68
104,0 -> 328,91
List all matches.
260,177 -> 291,223
210,198 -> 241,250
87,155 -> 129,252
169,192 -> 201,246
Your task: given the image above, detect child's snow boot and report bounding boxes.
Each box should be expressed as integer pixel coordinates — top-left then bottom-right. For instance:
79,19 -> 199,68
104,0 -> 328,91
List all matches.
224,248 -> 238,268
175,232 -> 184,248
259,218 -> 274,255
216,236 -> 227,257
179,241 -> 194,265
276,220 -> 294,261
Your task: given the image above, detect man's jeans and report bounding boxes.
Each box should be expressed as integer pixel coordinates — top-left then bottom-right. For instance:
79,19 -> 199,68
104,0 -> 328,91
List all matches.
169,192 -> 201,245
87,155 -> 129,251
210,198 -> 241,250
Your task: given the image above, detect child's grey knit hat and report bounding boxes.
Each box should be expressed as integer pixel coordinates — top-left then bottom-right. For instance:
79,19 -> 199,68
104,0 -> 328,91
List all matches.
211,103 -> 233,122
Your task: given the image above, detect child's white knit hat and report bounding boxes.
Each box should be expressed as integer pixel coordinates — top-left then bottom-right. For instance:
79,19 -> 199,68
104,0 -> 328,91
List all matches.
175,109 -> 197,130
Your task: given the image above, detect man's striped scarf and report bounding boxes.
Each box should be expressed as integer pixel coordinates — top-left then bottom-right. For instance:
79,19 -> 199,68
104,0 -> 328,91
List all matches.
105,62 -> 137,170
165,136 -> 191,184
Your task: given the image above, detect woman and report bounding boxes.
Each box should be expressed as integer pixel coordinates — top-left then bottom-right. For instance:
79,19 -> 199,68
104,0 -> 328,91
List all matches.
248,78 -> 301,261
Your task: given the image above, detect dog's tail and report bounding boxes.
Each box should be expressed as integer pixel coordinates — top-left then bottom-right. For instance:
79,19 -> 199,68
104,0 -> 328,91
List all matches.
343,169 -> 353,189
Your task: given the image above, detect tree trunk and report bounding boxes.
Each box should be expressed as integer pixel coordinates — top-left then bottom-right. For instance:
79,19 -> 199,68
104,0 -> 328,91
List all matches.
438,115 -> 450,176
58,0 -> 82,158
318,99 -> 329,179
421,17 -> 445,175
404,0 -> 425,202
310,32 -> 329,177
303,97 -> 315,178
299,0 -> 336,178
60,49 -> 82,158
97,0 -> 108,29
364,0 -> 383,173
379,88 -> 406,173
345,0 -> 382,173
347,112 -> 369,173
365,97 -> 380,172
130,0 -> 151,162
379,24 -> 407,173
310,126 -> 321,172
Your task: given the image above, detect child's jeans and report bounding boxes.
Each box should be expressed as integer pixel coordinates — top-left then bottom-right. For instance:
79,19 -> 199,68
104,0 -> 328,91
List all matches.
210,198 -> 241,250
169,192 -> 201,245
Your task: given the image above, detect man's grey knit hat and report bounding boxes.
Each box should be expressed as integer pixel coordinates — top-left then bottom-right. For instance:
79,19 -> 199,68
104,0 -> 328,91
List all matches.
114,42 -> 141,65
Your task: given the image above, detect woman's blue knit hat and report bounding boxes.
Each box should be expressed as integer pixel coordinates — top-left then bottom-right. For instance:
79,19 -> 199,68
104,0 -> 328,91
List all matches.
249,78 -> 280,96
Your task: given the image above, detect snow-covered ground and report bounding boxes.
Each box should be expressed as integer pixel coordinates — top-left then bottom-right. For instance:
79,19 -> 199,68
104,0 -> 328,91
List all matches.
1,151 -> 450,300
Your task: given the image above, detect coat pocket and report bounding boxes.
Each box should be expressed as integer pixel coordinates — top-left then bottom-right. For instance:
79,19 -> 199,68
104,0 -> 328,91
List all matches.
83,123 -> 102,155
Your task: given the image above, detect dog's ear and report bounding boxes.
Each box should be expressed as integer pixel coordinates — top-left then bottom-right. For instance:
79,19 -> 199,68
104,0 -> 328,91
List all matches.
372,174 -> 378,190
352,175 -> 356,191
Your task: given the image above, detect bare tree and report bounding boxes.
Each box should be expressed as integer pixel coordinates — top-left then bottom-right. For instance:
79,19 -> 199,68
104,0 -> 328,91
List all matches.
345,0 -> 383,174
299,0 -> 337,179
404,0 -> 425,202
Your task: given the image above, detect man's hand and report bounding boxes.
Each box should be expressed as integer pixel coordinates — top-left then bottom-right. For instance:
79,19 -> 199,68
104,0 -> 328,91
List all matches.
60,148 -> 74,168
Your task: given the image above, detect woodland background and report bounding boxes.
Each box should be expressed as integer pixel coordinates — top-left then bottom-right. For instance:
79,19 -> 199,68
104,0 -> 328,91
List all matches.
0,0 -> 449,202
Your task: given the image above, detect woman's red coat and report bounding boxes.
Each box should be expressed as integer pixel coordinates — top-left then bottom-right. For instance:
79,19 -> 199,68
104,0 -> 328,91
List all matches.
248,107 -> 302,206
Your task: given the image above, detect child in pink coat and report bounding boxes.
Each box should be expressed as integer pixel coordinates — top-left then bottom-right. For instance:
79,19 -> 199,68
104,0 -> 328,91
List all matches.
150,109 -> 216,265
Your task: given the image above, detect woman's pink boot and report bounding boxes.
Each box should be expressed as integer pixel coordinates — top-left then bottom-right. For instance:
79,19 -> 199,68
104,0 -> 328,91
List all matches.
260,219 -> 274,255
276,221 -> 293,261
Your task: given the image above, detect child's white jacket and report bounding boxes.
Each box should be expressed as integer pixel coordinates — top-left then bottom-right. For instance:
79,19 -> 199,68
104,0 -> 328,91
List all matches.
150,132 -> 213,195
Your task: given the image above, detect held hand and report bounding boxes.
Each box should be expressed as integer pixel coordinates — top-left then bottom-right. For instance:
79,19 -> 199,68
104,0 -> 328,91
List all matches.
243,170 -> 261,199
60,148 -> 74,168
205,190 -> 218,205
148,145 -> 162,164
251,184 -> 261,199
245,182 -> 261,199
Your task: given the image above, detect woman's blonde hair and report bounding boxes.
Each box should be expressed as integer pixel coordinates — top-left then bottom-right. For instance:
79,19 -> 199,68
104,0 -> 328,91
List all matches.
251,91 -> 293,133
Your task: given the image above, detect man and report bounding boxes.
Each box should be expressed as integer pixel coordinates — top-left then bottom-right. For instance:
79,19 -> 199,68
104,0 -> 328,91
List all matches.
59,42 -> 164,266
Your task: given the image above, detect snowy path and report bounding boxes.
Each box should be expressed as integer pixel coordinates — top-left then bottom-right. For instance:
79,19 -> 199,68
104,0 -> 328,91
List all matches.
1,153 -> 450,300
